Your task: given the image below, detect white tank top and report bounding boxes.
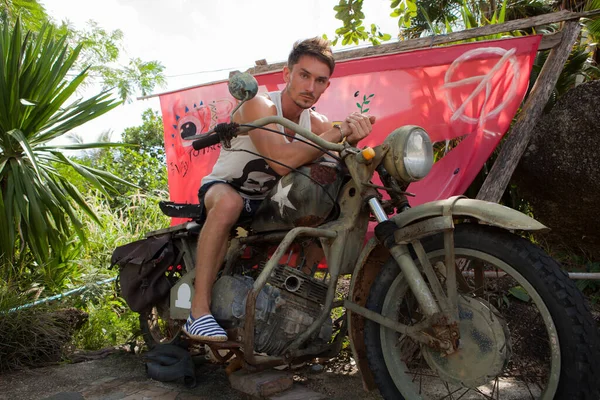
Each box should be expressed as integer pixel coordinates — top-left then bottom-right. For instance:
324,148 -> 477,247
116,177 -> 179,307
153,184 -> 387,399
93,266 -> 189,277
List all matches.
201,91 -> 312,199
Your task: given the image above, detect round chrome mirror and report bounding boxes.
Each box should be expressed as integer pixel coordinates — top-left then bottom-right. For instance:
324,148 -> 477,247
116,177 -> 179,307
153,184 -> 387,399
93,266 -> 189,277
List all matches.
228,72 -> 259,101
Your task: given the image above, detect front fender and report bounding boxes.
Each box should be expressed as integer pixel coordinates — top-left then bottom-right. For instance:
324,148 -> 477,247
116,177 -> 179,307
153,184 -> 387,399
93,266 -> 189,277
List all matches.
391,196 -> 548,232
347,196 -> 548,391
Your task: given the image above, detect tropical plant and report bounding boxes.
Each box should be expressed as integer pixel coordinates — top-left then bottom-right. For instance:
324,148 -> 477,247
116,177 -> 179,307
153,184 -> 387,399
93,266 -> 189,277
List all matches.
0,18 -> 133,270
0,0 -> 166,102
327,0 -> 600,44
530,45 -> 600,111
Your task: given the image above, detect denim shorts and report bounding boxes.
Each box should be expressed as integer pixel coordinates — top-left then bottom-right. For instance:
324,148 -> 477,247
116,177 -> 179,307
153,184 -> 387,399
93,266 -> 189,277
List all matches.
197,181 -> 263,223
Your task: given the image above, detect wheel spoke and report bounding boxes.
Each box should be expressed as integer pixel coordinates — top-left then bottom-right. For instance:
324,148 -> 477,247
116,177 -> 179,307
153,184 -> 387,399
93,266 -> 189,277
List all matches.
442,381 -> 455,399
454,388 -> 471,400
472,387 -> 495,400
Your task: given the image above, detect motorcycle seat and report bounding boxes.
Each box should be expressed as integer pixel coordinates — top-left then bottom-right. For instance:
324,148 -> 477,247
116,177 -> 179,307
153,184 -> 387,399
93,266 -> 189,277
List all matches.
159,201 -> 203,219
158,201 -> 253,230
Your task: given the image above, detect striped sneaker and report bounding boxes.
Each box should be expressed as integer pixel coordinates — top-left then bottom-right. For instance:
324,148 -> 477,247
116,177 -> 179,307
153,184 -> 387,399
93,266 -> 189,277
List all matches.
182,314 -> 228,342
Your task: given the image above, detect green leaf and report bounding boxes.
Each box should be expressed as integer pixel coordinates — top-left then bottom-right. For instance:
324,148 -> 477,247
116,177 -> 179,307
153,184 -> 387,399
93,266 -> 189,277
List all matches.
7,129 -> 43,179
38,142 -> 134,151
356,102 -> 362,108
380,34 -> 392,41
508,286 -> 531,303
407,1 -> 417,14
362,108 -> 369,113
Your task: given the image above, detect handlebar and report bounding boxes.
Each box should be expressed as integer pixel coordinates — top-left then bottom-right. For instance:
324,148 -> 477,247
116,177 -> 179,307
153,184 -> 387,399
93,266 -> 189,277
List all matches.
191,132 -> 221,150
186,116 -> 347,153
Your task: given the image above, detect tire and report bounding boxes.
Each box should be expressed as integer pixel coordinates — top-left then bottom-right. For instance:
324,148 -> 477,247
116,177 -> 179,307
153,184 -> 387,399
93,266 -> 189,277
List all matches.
139,296 -> 187,349
364,224 -> 600,400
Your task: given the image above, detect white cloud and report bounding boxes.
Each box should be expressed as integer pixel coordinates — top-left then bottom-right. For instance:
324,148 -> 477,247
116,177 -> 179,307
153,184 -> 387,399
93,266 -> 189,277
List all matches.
40,0 -> 399,140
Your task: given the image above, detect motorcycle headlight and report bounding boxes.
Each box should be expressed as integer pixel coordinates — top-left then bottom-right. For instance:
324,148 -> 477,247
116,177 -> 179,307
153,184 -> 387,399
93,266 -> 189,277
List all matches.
382,126 -> 433,183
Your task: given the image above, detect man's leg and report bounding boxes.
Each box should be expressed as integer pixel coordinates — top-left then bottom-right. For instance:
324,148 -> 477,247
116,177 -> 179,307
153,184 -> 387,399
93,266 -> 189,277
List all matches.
184,183 -> 243,341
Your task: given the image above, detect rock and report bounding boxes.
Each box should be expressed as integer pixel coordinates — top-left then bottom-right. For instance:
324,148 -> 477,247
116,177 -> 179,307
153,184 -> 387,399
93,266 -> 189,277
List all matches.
310,364 -> 324,373
515,80 -> 600,260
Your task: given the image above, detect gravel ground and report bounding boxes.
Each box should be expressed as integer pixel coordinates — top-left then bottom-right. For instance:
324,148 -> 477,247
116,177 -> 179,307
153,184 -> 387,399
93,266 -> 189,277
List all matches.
0,350 -> 383,400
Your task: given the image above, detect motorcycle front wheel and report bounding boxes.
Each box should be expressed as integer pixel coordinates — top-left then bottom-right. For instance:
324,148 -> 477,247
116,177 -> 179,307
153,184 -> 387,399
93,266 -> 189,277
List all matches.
364,224 -> 599,400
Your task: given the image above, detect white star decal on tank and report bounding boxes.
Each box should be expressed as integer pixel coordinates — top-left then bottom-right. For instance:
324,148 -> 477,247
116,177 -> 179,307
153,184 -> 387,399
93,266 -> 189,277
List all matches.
271,180 -> 296,216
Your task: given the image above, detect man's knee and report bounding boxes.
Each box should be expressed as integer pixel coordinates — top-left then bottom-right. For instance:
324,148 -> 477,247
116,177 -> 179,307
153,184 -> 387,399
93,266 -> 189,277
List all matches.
204,185 -> 243,224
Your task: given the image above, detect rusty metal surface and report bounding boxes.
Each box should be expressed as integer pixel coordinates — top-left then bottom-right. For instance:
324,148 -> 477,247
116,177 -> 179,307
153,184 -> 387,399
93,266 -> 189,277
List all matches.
389,243 -> 440,316
347,239 -> 387,391
309,163 -> 338,184
344,300 -> 452,351
393,215 -> 453,243
411,239 -> 449,309
422,297 -> 510,388
242,227 -> 337,366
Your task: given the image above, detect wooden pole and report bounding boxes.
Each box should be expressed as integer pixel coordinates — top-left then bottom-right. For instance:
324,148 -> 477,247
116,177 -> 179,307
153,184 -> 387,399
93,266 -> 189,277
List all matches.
476,20 -> 582,202
250,9 -> 599,75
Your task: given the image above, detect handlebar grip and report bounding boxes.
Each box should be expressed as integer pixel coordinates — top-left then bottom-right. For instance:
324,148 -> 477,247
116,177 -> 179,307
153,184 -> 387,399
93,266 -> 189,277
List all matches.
192,134 -> 221,150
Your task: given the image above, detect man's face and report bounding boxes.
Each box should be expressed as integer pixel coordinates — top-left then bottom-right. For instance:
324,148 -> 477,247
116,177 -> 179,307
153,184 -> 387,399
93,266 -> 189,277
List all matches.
284,55 -> 331,109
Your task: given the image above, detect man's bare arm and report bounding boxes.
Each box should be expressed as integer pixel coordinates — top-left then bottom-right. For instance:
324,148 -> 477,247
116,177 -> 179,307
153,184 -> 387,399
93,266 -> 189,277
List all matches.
234,96 -> 348,176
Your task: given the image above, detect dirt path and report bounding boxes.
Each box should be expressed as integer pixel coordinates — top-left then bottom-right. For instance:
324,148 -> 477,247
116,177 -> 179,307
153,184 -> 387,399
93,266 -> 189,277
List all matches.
0,351 -> 383,400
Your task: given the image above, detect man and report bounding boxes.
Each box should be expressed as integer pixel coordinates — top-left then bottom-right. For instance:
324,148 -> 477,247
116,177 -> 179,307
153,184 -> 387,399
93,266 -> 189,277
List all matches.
183,37 -> 376,342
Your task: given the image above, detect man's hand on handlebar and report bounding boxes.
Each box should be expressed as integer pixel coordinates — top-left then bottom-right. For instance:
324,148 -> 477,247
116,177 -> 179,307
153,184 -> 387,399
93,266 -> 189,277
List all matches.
340,112 -> 377,145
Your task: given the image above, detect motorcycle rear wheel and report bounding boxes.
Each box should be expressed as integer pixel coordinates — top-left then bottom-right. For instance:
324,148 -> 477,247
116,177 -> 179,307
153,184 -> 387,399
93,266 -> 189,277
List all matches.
139,297 -> 186,349
364,224 -> 599,400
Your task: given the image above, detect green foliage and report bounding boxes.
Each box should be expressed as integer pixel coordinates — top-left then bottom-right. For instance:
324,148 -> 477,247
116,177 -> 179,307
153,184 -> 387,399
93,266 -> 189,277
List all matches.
530,45 -> 600,111
67,190 -> 167,350
325,0 -> 392,46
79,191 -> 170,266
1,0 -> 166,102
0,0 -> 50,33
0,18 -> 133,268
508,285 -> 531,302
99,58 -> 166,103
584,0 -> 600,42
72,290 -> 139,351
329,0 -> 556,43
122,109 -> 166,159
390,0 -> 418,30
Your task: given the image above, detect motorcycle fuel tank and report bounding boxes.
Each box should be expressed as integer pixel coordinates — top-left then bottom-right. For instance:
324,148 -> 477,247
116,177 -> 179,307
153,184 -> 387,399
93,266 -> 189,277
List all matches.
251,159 -> 344,233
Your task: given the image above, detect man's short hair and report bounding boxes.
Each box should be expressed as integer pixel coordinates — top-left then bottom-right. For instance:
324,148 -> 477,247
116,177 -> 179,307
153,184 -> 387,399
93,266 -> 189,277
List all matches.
288,37 -> 335,76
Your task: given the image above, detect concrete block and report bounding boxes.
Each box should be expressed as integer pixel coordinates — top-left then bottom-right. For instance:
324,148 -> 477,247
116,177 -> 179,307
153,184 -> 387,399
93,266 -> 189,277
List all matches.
229,370 -> 293,398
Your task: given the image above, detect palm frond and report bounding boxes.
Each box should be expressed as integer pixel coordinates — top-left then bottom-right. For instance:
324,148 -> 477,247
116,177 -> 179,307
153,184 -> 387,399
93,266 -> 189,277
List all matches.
0,17 -> 125,266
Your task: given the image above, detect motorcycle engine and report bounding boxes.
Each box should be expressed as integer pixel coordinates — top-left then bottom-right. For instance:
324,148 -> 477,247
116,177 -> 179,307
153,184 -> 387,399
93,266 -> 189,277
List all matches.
211,265 -> 332,356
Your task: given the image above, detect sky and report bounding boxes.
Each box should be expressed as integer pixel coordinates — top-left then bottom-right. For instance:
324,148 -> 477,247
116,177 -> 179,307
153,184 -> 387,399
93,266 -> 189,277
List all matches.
41,0 -> 400,142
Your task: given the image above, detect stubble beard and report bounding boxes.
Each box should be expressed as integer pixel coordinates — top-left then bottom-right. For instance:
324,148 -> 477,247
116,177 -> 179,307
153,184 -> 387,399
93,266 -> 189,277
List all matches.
285,86 -> 315,110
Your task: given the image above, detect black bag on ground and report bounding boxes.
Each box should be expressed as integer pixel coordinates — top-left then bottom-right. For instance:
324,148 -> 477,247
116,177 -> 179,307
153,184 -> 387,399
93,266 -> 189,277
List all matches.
111,234 -> 175,313
143,344 -> 197,388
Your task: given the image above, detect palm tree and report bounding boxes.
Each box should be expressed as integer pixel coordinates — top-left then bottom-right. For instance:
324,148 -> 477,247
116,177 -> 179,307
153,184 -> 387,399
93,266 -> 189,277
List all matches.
0,18 -> 130,269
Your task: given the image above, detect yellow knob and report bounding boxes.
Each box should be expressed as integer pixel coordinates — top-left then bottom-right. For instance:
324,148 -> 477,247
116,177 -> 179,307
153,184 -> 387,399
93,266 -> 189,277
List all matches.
361,147 -> 376,161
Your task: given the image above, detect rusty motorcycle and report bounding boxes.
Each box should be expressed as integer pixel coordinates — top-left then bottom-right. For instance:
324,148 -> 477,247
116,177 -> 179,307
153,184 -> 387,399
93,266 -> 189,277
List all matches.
114,73 -> 599,400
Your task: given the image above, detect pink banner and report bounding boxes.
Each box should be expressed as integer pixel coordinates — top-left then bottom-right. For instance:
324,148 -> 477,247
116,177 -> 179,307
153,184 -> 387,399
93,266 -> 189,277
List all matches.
160,36 -> 541,225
